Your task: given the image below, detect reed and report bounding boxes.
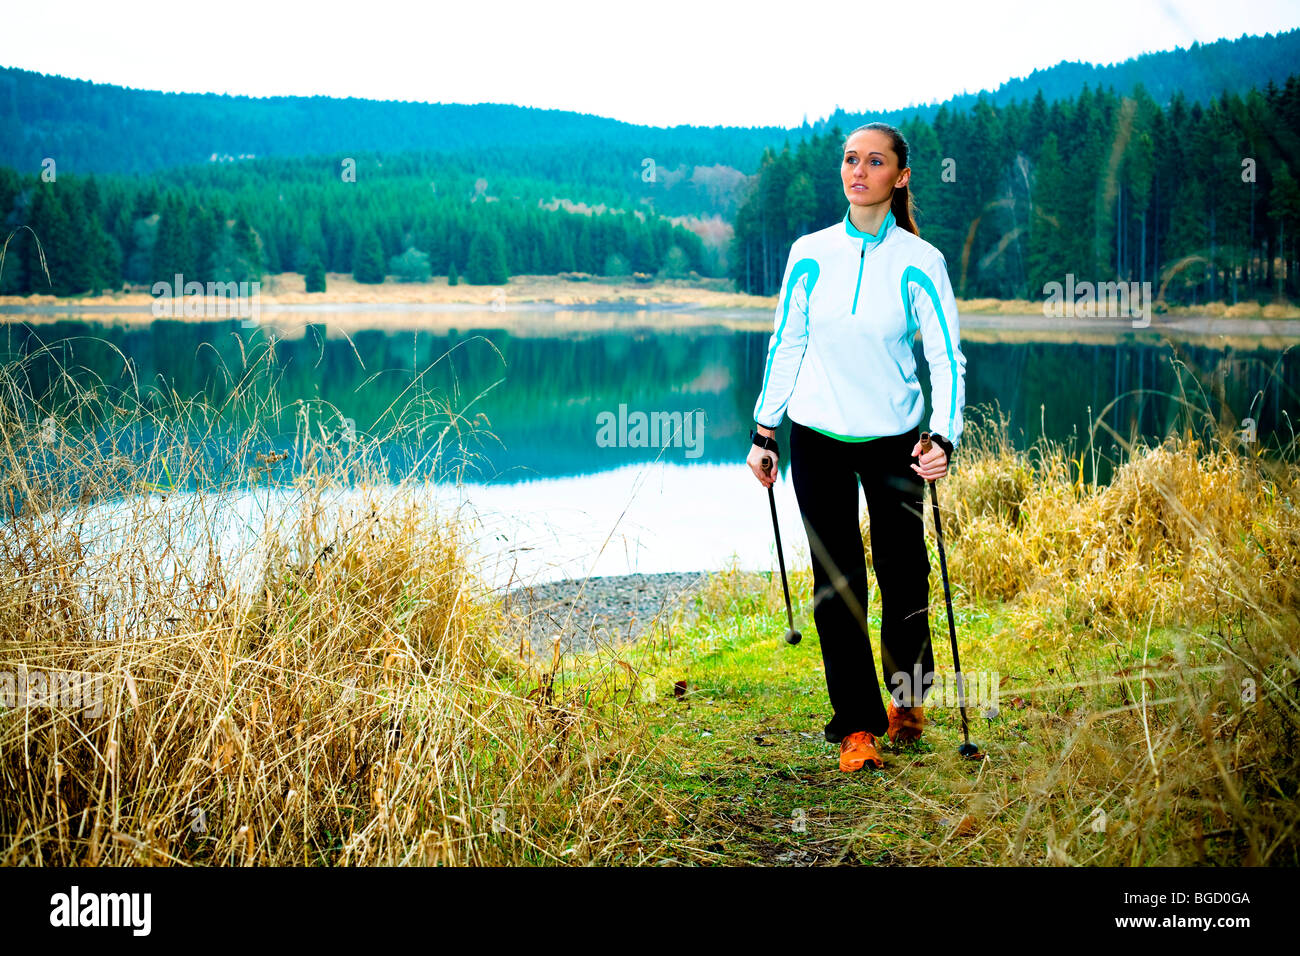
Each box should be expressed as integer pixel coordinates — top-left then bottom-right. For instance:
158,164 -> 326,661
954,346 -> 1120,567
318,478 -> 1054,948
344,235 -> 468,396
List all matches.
868,394 -> 1300,864
0,331 -> 687,865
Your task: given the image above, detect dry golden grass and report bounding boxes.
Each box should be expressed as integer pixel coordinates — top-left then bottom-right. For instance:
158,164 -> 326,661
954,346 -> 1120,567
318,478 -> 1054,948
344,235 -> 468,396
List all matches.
884,402 -> 1300,865
0,340 -> 695,866
956,296 -> 1300,320
1262,302 -> 1300,319
3,323 -> 1296,867
934,404 -> 1300,626
956,297 -> 1046,314
0,273 -> 771,312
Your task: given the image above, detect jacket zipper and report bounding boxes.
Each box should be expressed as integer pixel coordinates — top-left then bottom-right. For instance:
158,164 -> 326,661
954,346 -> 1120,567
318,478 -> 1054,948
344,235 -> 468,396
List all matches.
851,239 -> 867,314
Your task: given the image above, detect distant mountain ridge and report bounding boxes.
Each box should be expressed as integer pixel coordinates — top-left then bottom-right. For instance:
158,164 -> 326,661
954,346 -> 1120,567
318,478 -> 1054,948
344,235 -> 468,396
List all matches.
888,29 -> 1300,120
1,28 -> 1297,175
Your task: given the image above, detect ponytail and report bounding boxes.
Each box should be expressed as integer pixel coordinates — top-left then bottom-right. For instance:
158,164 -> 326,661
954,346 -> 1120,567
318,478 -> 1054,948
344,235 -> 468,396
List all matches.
845,122 -> 920,238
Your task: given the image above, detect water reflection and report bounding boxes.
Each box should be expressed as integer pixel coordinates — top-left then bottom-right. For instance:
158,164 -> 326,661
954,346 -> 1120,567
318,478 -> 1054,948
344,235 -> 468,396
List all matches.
3,315 -> 1295,487
2,313 -> 1296,582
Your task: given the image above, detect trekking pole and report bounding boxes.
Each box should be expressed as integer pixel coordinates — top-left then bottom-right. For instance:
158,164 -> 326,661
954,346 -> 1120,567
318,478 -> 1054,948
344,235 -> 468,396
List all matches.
761,456 -> 802,646
919,432 -> 981,759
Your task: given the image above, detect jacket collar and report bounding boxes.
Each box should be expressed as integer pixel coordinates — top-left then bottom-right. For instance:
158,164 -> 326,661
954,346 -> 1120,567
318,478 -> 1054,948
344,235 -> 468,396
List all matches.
843,206 -> 895,246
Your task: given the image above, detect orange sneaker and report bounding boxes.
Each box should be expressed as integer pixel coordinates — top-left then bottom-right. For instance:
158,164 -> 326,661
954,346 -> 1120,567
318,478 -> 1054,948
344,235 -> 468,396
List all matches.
887,700 -> 925,746
839,731 -> 885,772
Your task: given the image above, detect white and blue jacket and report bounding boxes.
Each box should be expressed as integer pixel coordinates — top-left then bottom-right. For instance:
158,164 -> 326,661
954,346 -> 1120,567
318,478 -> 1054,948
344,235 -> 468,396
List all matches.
753,206 -> 967,450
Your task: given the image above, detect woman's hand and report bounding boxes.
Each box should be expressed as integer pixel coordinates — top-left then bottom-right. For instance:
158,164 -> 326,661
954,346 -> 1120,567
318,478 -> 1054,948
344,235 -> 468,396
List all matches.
747,443 -> 778,488
909,441 -> 948,481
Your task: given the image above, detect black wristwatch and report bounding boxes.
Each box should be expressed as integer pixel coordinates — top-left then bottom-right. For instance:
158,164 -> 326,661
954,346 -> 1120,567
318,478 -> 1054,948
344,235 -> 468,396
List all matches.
750,429 -> 779,455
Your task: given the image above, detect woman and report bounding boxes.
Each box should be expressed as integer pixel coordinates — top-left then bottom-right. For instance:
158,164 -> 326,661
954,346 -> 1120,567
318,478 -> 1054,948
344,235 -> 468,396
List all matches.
746,122 -> 966,773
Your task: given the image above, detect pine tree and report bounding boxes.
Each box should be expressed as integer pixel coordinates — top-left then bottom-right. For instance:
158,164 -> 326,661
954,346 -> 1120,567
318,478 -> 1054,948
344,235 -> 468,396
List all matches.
1027,133 -> 1071,295
353,230 -> 386,284
575,220 -> 594,274
83,211 -> 121,294
152,195 -> 192,284
26,185 -> 78,295
629,224 -> 656,273
56,187 -> 93,295
447,260 -> 459,286
305,254 -> 326,293
465,227 -> 508,284
231,216 -> 264,283
784,172 -> 816,236
192,205 -> 223,281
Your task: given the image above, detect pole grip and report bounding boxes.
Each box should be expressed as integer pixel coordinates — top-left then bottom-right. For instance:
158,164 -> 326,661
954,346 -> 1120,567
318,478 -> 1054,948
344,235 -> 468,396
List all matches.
919,431 -> 932,455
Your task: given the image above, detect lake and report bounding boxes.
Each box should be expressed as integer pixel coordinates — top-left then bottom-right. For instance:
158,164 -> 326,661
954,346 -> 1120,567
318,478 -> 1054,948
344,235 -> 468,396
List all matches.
3,308 -> 1297,589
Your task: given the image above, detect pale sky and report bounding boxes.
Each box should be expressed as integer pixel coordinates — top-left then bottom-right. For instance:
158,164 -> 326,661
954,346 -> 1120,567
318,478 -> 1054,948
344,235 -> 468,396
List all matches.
2,0 -> 1298,128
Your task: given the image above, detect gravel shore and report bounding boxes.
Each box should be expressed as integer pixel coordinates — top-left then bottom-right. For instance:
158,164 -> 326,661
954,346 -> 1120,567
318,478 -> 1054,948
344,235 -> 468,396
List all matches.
496,571 -> 713,658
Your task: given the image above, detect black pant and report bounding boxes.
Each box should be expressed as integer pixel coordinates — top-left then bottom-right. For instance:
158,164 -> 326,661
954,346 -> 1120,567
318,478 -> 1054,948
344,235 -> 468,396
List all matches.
788,420 -> 935,741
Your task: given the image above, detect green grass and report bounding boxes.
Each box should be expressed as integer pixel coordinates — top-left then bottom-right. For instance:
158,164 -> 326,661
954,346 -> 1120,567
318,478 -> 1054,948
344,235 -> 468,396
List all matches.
541,560 -> 1278,866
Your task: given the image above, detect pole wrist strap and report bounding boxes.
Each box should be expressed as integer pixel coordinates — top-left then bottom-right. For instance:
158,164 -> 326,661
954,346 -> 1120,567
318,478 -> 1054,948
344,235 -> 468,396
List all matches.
751,429 -> 780,455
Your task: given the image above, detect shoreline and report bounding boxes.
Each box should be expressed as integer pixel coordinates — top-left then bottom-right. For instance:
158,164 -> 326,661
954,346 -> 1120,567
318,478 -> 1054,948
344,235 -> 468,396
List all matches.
3,271 -> 1297,321
0,273 -> 769,312
4,304 -> 1298,345
496,570 -> 715,658
3,273 -> 1298,344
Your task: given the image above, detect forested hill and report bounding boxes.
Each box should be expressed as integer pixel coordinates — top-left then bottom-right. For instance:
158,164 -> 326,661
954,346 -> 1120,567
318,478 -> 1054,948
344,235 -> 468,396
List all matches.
2,28 -> 1298,177
901,29 -> 1300,121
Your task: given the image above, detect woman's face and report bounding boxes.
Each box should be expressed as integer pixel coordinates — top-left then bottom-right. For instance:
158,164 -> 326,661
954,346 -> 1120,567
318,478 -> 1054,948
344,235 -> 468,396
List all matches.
842,129 -> 910,210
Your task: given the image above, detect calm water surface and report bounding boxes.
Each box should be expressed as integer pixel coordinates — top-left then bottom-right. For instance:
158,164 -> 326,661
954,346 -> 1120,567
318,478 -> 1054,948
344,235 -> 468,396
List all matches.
4,310 -> 1296,588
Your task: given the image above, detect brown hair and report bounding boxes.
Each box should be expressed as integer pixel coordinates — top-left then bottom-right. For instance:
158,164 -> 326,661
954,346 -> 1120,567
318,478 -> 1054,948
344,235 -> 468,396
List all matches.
844,122 -> 919,237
